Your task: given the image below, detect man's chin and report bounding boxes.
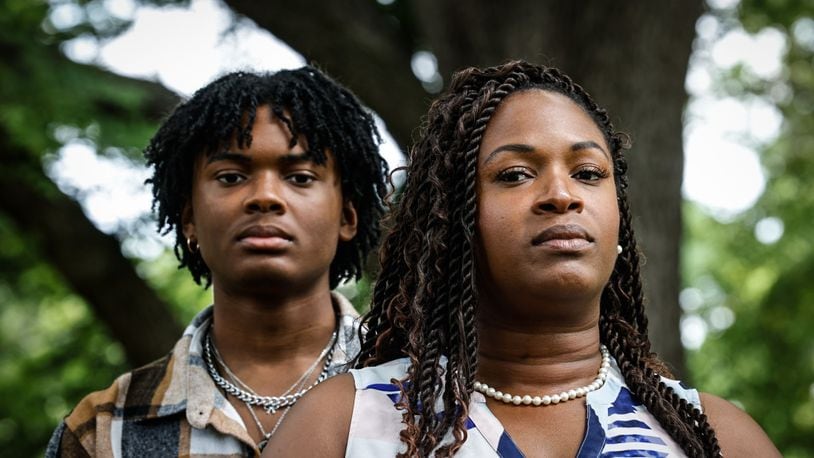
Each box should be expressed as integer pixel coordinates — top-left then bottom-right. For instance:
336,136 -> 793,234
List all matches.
225,267 -> 327,294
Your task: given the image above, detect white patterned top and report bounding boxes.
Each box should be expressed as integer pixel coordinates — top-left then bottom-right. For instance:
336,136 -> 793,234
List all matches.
346,356 -> 700,457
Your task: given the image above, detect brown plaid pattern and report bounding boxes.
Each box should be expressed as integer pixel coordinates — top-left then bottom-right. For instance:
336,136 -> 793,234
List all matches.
46,293 -> 360,457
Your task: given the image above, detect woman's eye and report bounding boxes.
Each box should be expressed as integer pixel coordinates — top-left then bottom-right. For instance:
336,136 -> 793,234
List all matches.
288,173 -> 316,185
497,168 -> 533,183
216,173 -> 245,185
573,167 -> 609,182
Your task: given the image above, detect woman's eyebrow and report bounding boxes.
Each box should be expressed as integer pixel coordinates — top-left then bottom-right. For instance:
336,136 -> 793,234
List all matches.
483,143 -> 535,165
484,140 -> 609,164
571,140 -> 609,159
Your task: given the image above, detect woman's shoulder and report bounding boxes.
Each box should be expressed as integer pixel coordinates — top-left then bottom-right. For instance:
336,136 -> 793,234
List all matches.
699,392 -> 781,457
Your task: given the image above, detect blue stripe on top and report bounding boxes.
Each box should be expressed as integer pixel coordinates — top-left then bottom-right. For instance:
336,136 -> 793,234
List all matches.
605,434 -> 667,445
365,383 -> 400,392
577,406 -> 606,457
497,432 -> 525,458
601,451 -> 669,458
608,419 -> 651,430
607,388 -> 638,415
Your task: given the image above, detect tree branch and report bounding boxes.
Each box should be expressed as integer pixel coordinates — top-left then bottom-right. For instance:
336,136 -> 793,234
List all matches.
223,0 -> 428,149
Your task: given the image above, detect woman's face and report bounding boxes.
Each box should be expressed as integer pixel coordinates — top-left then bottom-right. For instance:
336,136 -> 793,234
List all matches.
475,89 -> 619,315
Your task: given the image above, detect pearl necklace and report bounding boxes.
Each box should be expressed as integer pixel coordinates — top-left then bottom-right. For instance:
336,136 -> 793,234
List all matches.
474,345 -> 610,406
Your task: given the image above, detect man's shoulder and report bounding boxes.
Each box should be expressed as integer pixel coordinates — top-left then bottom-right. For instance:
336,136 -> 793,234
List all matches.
68,353 -> 173,422
49,353 -> 175,457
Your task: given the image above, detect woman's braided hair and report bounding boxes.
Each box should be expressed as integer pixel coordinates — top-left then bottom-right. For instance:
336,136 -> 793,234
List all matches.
356,60 -> 721,457
145,66 -> 388,288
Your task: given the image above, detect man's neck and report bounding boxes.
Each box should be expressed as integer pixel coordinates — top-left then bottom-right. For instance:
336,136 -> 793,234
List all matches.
209,280 -> 338,369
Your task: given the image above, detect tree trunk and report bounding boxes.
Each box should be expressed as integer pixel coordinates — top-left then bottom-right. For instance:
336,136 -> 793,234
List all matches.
0,145 -> 182,367
225,0 -> 700,375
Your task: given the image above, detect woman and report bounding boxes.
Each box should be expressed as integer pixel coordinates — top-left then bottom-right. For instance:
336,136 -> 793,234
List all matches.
264,61 -> 778,457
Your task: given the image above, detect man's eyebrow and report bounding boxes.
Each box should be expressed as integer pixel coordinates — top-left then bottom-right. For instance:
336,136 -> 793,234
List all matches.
206,151 -> 251,164
278,152 -> 319,166
483,143 -> 535,164
206,151 -> 321,166
571,140 -> 609,159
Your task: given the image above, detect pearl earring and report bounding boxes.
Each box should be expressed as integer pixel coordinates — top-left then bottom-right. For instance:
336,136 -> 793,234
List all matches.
616,244 -> 623,255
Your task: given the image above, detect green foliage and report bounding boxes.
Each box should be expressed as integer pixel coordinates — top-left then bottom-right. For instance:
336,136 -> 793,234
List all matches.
0,213 -> 129,456
136,250 -> 212,324
336,273 -> 375,314
0,1 -> 203,455
0,213 -> 209,456
684,2 -> 814,456
0,1 -> 162,157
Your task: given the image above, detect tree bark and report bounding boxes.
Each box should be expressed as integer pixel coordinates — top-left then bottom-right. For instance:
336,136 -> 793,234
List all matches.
225,0 -> 701,374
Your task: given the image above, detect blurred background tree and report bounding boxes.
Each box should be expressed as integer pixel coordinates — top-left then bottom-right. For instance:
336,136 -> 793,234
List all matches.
682,1 -> 814,456
0,0 -> 811,456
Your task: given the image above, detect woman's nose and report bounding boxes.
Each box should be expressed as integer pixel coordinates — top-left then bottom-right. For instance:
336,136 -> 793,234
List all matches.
534,173 -> 584,214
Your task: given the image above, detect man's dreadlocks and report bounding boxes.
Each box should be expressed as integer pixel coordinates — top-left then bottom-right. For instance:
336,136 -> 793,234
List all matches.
145,66 -> 388,288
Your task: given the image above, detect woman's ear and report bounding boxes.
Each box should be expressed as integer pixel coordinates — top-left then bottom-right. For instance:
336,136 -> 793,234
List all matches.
338,200 -> 358,242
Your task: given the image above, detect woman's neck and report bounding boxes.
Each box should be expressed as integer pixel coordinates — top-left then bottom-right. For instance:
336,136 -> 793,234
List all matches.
475,297 -> 604,393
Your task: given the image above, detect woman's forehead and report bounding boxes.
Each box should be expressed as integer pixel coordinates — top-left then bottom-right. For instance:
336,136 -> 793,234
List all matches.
479,90 -> 608,153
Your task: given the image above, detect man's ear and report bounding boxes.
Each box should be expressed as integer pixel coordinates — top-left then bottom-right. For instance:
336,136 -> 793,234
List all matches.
338,200 -> 358,242
181,202 -> 196,241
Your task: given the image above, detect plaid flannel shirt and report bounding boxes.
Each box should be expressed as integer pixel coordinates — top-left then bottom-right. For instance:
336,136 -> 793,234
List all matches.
46,292 -> 360,457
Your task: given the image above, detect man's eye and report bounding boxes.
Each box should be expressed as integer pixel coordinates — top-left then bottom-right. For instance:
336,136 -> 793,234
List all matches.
216,173 -> 245,185
497,167 -> 533,183
288,173 -> 316,185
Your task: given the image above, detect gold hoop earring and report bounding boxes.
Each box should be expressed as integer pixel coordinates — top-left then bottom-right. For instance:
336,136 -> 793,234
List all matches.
187,238 -> 199,253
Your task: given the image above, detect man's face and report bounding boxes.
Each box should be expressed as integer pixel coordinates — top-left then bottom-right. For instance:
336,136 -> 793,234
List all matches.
183,105 -> 357,295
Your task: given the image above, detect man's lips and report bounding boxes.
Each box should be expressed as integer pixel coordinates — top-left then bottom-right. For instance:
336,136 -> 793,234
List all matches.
531,224 -> 594,250
236,225 -> 293,250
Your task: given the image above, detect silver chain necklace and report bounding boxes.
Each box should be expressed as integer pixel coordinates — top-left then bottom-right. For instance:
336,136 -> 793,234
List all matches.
209,330 -> 328,402
219,362 -> 307,451
208,331 -> 327,451
203,323 -> 338,414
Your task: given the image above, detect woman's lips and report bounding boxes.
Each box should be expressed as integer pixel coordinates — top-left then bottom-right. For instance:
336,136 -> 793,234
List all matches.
535,237 -> 592,251
532,224 -> 594,252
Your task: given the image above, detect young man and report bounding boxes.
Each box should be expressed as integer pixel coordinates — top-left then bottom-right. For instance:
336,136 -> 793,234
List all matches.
47,67 -> 388,456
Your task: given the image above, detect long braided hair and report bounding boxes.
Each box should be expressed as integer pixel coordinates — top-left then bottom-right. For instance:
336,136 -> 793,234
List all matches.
145,66 -> 388,288
356,61 -> 721,457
